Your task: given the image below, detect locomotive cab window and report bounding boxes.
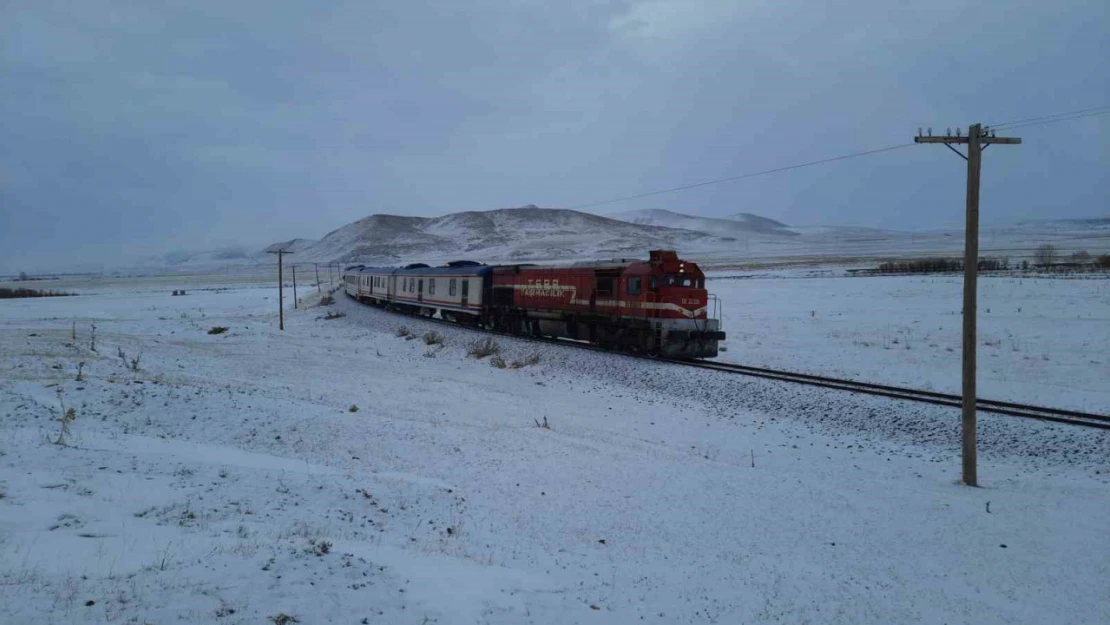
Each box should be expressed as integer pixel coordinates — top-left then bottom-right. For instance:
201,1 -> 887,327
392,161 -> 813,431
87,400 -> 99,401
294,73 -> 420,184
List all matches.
597,277 -> 614,296
628,277 -> 641,296
665,275 -> 693,288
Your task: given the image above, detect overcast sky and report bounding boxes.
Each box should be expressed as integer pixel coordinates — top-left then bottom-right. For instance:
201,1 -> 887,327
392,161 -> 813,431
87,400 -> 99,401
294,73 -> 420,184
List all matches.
2,1 -> 1107,271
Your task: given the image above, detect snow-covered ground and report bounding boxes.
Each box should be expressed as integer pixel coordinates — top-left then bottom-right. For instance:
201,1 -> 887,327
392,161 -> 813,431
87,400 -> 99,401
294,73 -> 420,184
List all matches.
1,275 -> 1108,624
710,271 -> 1110,412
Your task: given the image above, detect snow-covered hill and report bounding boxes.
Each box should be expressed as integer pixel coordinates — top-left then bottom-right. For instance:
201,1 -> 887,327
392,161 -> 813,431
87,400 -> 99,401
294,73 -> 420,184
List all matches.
724,212 -> 800,236
261,238 -> 318,254
293,206 -> 722,264
608,209 -> 798,238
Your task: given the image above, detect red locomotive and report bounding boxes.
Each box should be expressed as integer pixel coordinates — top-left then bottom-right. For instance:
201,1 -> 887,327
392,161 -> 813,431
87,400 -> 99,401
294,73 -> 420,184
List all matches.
488,250 -> 724,358
345,250 -> 725,359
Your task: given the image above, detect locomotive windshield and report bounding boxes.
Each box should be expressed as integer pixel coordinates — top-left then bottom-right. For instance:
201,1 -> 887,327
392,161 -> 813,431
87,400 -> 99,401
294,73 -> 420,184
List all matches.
663,274 -> 703,288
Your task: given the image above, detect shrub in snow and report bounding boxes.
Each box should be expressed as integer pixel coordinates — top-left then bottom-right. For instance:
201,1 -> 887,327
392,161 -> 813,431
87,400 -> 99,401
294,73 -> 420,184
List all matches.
348,404 -> 359,413
208,326 -> 229,335
489,354 -> 507,369
53,390 -> 76,446
395,326 -> 411,338
319,295 -> 335,306
509,351 -> 541,369
422,330 -> 444,345
467,337 -> 500,359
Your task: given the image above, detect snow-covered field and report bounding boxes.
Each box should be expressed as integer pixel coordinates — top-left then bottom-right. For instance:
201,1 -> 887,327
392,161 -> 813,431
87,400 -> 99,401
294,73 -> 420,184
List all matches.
711,272 -> 1110,412
1,275 -> 1108,624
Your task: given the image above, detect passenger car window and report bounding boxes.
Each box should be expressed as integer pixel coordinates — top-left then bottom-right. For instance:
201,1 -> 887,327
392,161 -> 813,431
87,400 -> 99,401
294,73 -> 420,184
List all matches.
449,279 -> 457,296
429,278 -> 435,294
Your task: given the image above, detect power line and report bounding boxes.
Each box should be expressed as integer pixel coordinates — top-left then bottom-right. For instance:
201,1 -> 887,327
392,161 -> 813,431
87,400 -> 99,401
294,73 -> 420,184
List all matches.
568,143 -> 916,210
566,105 -> 1107,211
987,105 -> 1110,130
990,108 -> 1110,131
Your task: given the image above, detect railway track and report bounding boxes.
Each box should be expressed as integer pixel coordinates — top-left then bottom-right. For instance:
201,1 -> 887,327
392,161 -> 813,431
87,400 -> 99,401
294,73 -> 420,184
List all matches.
345,293 -> 1110,430
671,360 -> 1110,430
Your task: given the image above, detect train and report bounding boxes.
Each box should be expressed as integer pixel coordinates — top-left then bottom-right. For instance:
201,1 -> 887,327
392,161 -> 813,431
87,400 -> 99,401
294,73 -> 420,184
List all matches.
342,250 -> 725,358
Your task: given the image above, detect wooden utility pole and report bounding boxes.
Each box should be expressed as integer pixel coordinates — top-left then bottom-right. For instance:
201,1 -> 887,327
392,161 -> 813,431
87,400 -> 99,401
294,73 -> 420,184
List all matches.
292,265 -> 299,309
328,263 -> 334,286
915,124 -> 1020,486
314,263 -> 322,293
266,249 -> 293,330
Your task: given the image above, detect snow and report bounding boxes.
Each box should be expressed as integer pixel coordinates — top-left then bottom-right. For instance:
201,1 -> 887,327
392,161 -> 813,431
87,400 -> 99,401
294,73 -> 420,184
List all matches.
1,274 -> 1108,624
607,209 -> 797,238
290,207 -> 717,266
709,272 -> 1110,412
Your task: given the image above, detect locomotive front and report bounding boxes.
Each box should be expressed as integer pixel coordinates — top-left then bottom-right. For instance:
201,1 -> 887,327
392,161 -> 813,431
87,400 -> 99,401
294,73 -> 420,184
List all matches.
627,250 -> 725,358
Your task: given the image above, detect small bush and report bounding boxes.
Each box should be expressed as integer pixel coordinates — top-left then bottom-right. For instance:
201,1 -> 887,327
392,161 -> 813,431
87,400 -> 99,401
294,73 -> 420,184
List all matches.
489,354 -> 507,369
1098,255 -> 1110,269
319,295 -> 335,306
467,337 -> 500,359
269,614 -> 300,625
395,326 -> 411,338
422,331 -> 444,345
348,404 -> 359,413
208,326 -> 229,335
53,390 -> 76,446
509,351 -> 541,369
308,539 -> 331,557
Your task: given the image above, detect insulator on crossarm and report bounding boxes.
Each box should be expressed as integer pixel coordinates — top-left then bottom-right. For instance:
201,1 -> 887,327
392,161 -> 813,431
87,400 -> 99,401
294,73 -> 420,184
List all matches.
928,127 -> 932,136
946,128 -> 951,136
956,128 -> 961,137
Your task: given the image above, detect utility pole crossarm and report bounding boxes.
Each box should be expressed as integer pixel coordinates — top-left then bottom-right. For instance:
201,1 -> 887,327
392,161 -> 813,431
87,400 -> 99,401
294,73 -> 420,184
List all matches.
915,136 -> 1022,145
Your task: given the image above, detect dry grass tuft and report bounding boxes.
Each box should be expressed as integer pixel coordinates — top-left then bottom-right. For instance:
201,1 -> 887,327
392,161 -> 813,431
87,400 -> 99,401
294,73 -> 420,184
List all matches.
467,337 -> 500,359
509,351 -> 542,369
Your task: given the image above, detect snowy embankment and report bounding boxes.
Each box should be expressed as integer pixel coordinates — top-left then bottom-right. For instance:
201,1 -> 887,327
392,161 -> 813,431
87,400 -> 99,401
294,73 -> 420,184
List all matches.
0,279 -> 1108,624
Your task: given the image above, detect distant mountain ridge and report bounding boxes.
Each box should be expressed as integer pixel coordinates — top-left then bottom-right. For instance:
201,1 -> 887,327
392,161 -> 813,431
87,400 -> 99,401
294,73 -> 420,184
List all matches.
290,206 -> 724,264
608,208 -> 799,238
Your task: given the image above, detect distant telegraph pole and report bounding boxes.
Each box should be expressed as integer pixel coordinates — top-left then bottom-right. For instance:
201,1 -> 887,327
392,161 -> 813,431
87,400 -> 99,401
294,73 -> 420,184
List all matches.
314,263 -> 322,294
915,124 -> 1021,487
292,265 -> 299,309
266,249 -> 294,331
